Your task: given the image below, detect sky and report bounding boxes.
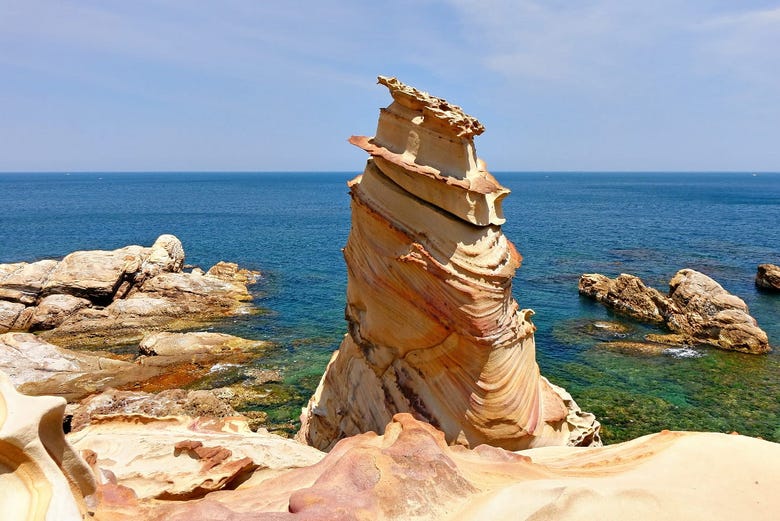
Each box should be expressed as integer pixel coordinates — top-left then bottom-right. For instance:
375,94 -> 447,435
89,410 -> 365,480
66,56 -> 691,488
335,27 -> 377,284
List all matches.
1,0 -> 779,172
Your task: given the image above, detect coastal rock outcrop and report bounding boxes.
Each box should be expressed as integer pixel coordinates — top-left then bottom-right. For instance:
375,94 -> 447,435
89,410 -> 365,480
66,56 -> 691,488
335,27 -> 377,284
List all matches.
298,76 -> 599,451
756,263 -> 780,291
0,234 -> 261,347
0,370 -> 95,520
579,269 -> 770,353
75,413 -> 780,520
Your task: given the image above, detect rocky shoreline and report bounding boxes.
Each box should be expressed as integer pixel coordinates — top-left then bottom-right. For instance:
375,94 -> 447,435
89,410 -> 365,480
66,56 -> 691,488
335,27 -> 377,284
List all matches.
1,78 -> 778,520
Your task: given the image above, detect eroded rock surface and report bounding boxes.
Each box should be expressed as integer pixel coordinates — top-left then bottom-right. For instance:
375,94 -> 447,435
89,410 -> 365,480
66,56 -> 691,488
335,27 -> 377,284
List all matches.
756,263 -> 780,291
67,415 -> 324,504
579,269 -> 770,353
298,77 -> 599,452
0,370 -> 95,520
0,234 -> 261,347
78,413 -> 780,521
68,388 -> 241,432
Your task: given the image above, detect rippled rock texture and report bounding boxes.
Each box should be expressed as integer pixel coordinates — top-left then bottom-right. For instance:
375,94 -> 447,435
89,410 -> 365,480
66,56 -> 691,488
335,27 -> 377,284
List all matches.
580,269 -> 770,353
0,234 -> 260,347
0,370 -> 95,520
298,77 -> 599,451
68,415 -> 324,509
73,413 -> 780,520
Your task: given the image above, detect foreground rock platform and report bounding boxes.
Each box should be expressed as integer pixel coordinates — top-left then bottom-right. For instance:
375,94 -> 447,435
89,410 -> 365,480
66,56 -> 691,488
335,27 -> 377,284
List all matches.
298,77 -> 599,451
0,234 -> 260,348
68,412 -> 780,520
579,269 -> 770,354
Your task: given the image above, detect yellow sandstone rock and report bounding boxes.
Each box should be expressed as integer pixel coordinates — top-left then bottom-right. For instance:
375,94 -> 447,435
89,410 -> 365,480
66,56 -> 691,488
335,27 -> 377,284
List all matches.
298,77 -> 600,451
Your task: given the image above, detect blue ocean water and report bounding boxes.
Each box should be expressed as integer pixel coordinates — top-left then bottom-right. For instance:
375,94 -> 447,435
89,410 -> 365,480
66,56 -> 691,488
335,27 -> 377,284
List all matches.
1,172 -> 778,442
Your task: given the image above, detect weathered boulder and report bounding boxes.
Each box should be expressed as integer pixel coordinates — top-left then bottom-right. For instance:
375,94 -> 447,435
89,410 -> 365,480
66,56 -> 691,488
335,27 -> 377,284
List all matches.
0,259 -> 58,304
579,269 -> 770,354
666,269 -> 769,353
206,261 -> 261,285
0,300 -> 27,332
298,77 -> 599,452
28,293 -> 91,331
756,263 -> 780,291
136,234 -> 185,284
0,332 -> 158,401
0,370 -> 95,520
579,273 -> 669,324
42,245 -> 147,303
80,413 -> 780,521
140,270 -> 252,307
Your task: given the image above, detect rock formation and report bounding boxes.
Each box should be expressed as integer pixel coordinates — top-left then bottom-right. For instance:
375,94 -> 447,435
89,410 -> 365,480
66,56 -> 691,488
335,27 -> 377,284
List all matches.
579,269 -> 770,353
0,370 -> 95,520
756,263 -> 780,291
298,76 -> 599,451
71,413 -> 780,520
0,235 -> 260,347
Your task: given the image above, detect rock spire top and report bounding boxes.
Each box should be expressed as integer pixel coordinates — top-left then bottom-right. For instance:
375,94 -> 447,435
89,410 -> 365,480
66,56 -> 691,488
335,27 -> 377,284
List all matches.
377,76 -> 485,138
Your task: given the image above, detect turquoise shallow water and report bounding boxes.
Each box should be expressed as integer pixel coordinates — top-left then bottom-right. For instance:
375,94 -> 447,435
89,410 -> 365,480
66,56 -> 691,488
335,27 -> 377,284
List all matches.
1,172 -> 778,442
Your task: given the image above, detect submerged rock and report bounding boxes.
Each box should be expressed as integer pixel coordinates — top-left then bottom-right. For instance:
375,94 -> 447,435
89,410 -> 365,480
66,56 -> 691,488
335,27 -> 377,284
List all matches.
579,269 -> 770,354
298,76 -> 599,452
756,263 -> 780,291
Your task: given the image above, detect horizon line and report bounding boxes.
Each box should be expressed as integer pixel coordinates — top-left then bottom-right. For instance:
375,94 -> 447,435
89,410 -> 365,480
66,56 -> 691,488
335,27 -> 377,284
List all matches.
1,170 -> 778,175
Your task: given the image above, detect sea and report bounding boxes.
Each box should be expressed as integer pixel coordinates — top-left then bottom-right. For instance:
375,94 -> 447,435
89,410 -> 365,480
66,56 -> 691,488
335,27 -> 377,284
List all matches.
1,171 -> 778,444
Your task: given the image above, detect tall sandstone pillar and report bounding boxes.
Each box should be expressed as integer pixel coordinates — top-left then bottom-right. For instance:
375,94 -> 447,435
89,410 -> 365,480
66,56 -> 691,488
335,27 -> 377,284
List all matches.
298,77 -> 600,451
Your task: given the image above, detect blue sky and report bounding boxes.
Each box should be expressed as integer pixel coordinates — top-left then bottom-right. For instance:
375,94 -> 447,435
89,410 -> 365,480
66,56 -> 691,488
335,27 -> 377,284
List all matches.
1,0 -> 779,172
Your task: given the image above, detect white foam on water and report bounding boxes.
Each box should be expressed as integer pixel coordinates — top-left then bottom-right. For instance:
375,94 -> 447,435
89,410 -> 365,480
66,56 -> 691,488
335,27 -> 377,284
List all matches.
663,347 -> 704,359
209,363 -> 241,373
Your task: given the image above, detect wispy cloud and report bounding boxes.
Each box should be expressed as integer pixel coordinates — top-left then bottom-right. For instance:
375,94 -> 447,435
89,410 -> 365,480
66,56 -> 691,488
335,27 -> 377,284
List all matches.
694,6 -> 780,91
